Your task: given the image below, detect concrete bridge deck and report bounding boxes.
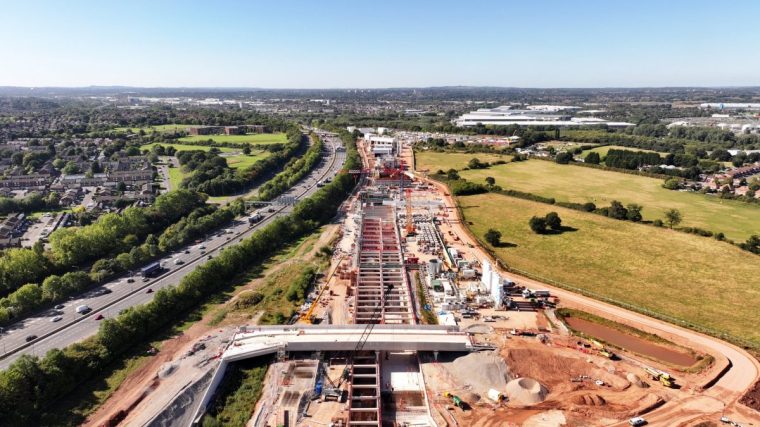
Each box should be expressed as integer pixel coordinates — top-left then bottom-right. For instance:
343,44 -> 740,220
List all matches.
223,324 -> 474,362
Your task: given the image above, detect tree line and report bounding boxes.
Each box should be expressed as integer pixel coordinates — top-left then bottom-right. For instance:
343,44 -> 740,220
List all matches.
0,129 -> 362,425
257,133 -> 324,200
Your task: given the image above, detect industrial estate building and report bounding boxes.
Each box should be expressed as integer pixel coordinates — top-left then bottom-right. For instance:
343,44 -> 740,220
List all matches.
454,105 -> 634,128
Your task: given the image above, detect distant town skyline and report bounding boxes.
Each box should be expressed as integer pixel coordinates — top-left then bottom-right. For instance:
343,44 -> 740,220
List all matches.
1,0 -> 758,88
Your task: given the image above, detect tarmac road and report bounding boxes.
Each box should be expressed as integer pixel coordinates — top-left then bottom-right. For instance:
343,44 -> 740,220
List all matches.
0,132 -> 346,369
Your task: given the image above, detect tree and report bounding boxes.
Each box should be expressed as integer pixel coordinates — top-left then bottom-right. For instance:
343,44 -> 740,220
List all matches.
739,235 -> 760,254
468,158 -> 486,169
446,169 -> 460,180
485,176 -> 496,186
545,212 -> 562,230
584,152 -> 601,164
484,229 -> 502,246
664,209 -> 682,229
625,204 -> 643,222
242,145 -> 252,155
607,200 -> 628,220
62,161 -> 80,175
662,178 -> 681,190
555,152 -> 573,164
529,216 -> 547,234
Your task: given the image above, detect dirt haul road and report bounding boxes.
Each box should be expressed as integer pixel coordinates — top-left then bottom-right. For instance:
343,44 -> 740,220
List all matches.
405,149 -> 760,425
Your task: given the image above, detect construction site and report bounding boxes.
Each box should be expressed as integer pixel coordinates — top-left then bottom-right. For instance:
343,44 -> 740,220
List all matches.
87,133 -> 760,427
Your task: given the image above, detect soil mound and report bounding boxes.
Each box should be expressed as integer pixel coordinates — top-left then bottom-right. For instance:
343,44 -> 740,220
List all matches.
626,373 -> 646,388
572,393 -> 606,406
505,377 -> 548,405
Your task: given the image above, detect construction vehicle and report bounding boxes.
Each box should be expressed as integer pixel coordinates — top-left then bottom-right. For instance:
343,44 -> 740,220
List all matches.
645,367 -> 674,387
443,391 -> 465,409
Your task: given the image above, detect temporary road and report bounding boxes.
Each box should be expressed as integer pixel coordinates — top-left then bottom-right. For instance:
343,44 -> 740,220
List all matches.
0,133 -> 346,369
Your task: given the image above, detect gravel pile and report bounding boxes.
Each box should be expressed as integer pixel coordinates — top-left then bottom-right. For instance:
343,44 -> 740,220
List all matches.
447,351 -> 510,395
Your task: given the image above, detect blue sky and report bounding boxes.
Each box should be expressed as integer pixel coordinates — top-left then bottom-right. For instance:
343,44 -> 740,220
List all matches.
0,0 -> 758,88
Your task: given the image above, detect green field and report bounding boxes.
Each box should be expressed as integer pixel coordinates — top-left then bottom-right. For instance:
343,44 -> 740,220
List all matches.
178,133 -> 286,145
143,143 -> 269,170
460,193 -> 760,346
458,160 -> 759,241
540,140 -> 597,151
415,151 -> 512,172
142,143 -> 236,153
113,124 -> 197,133
582,145 -> 663,158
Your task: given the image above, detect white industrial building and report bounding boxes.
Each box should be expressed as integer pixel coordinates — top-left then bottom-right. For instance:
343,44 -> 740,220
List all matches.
700,103 -> 760,111
366,133 -> 398,156
454,105 -> 634,128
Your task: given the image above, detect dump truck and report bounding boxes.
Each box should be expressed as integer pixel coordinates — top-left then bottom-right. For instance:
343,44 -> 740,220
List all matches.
443,391 -> 464,408
645,367 -> 674,387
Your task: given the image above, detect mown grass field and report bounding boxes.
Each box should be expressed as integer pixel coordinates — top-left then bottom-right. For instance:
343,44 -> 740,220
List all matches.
179,133 -> 286,145
415,150 -> 512,172
582,145 -> 663,158
458,160 -> 759,241
460,193 -> 760,347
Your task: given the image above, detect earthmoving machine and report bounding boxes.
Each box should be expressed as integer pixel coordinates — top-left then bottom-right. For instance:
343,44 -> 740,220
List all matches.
645,367 -> 674,387
443,391 -> 465,409
590,339 -> 615,359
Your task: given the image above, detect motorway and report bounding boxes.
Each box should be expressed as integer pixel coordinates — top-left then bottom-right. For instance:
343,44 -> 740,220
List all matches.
0,132 -> 346,369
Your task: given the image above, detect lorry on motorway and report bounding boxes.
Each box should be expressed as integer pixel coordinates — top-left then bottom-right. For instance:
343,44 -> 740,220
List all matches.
141,261 -> 163,277
248,212 -> 263,224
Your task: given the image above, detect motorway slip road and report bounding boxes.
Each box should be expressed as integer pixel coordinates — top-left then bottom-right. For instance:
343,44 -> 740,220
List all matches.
0,134 -> 345,370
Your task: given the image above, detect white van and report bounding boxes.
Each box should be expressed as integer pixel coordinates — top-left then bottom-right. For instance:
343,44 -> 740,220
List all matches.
76,305 -> 91,314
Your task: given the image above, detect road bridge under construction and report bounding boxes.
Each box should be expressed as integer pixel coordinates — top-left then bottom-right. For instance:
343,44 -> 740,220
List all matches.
191,325 -> 475,425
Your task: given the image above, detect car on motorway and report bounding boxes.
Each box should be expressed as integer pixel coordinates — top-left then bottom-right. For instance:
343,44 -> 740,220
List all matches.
95,314 -> 104,320
207,255 -> 213,260
54,304 -> 65,310
146,288 -> 153,294
51,316 -> 62,322
25,335 -> 38,342
174,258 -> 184,265
76,305 -> 91,314
184,249 -> 190,254
142,276 -> 150,282
198,245 -> 206,250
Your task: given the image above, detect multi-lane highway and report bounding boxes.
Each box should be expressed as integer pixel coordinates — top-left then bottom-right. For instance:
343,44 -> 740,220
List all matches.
0,132 -> 346,369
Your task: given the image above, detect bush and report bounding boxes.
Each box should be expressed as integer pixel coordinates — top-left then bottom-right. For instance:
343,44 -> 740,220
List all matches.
529,216 -> 547,234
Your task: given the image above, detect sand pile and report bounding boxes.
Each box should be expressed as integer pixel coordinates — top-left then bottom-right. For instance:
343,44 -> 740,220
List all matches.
447,352 -> 510,395
505,377 -> 548,405
627,373 -> 646,388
